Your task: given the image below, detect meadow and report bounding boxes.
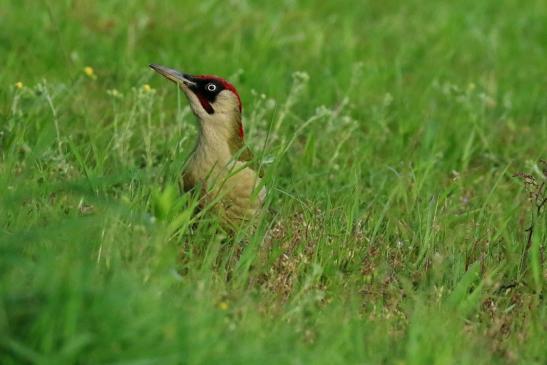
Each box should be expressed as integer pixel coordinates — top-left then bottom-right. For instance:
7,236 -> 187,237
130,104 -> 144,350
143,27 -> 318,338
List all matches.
0,0 -> 545,364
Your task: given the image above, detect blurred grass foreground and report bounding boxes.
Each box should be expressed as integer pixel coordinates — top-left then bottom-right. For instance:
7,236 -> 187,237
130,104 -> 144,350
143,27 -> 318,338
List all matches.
0,0 -> 545,364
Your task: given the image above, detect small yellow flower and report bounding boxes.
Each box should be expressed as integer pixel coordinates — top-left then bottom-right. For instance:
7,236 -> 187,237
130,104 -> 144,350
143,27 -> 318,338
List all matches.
142,84 -> 153,93
84,66 -> 97,79
15,81 -> 24,89
218,301 -> 229,310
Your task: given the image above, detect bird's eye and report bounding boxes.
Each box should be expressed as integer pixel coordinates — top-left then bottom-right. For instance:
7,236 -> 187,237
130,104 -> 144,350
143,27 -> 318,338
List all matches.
206,83 -> 217,92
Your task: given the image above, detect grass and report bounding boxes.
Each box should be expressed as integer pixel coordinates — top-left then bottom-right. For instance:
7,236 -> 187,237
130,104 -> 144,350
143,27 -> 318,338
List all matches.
0,0 -> 545,364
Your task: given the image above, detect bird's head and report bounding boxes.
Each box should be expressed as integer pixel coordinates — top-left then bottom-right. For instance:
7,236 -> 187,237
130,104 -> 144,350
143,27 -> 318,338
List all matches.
149,64 -> 244,140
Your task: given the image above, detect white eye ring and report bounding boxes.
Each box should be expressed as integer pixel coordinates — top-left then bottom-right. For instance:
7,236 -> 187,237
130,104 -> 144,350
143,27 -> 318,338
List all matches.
206,83 -> 217,92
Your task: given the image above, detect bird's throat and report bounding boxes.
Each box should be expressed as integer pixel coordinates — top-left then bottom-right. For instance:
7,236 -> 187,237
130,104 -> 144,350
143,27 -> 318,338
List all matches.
191,122 -> 234,168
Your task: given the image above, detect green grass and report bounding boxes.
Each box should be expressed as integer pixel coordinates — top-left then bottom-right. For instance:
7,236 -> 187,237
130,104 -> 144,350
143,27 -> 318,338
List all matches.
1,0 -> 546,364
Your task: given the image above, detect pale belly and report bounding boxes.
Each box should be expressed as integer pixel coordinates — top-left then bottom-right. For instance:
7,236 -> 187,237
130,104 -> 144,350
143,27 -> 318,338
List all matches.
183,161 -> 265,227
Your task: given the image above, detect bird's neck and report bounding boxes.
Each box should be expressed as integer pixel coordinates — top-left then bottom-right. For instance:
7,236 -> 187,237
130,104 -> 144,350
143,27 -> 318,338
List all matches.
194,123 -> 233,165
189,115 -> 245,172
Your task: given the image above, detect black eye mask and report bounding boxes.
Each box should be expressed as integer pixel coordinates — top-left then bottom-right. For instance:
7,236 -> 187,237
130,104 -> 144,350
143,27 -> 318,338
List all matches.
188,79 -> 225,114
182,73 -> 242,115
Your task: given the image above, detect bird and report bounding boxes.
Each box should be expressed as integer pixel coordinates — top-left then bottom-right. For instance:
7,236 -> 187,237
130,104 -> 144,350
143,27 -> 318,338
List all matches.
149,64 -> 265,229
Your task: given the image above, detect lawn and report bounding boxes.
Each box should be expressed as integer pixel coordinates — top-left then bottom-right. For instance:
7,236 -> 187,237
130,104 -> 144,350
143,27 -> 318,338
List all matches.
0,0 -> 545,364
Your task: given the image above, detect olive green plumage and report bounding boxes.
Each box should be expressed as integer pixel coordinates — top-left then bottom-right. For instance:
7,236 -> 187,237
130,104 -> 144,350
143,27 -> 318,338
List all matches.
150,64 -> 265,228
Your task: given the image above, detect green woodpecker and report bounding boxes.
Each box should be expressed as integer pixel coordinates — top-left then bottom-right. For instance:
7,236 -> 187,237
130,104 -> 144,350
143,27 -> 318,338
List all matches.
149,64 -> 265,228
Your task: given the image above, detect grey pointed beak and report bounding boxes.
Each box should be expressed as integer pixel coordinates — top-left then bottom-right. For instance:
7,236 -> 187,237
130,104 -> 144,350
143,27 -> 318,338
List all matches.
149,64 -> 196,86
